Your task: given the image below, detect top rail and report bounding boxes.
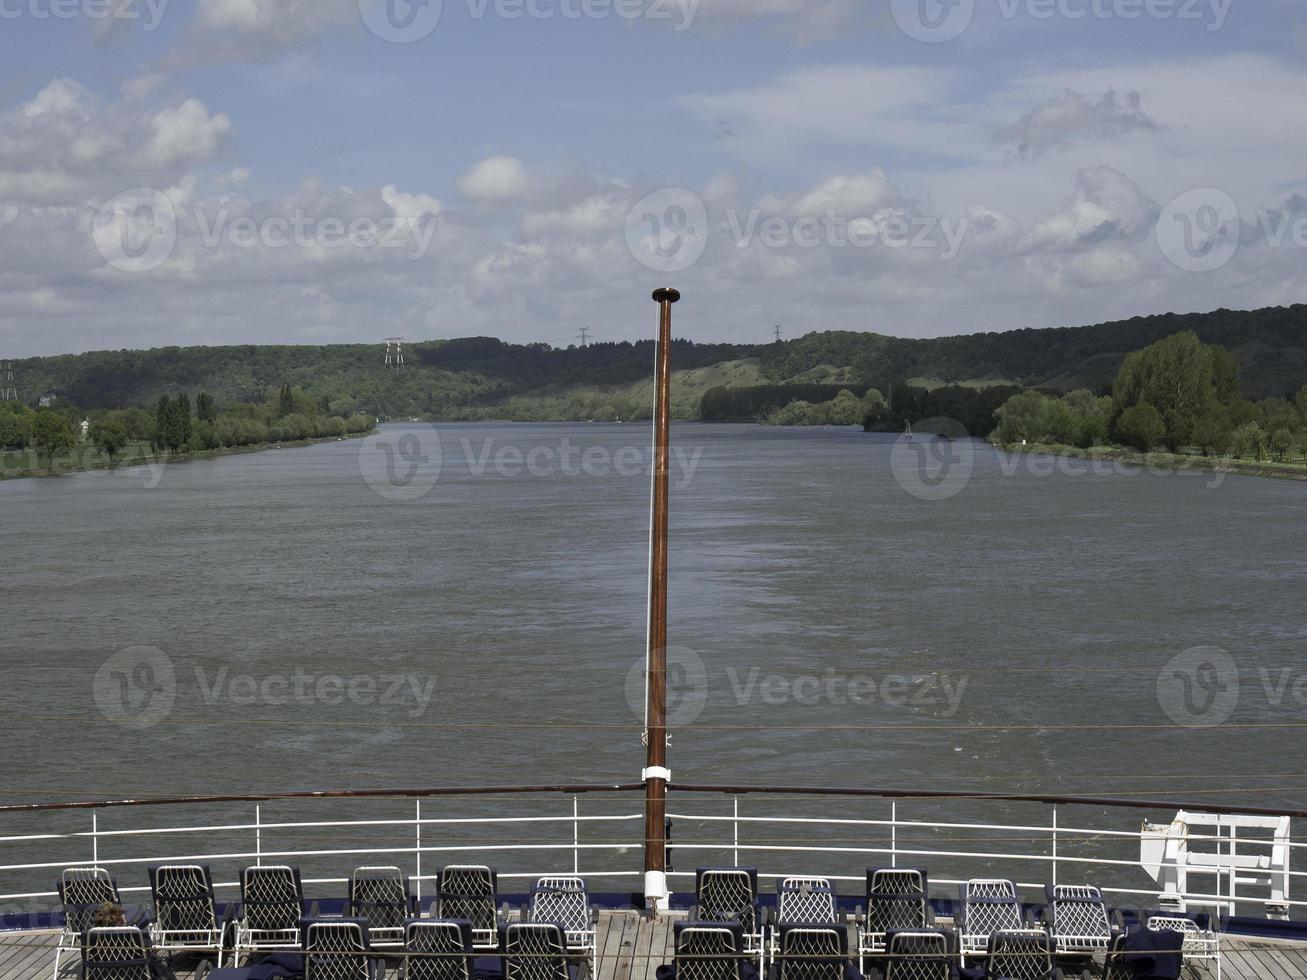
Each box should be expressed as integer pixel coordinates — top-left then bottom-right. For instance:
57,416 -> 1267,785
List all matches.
3,781 -> 1305,818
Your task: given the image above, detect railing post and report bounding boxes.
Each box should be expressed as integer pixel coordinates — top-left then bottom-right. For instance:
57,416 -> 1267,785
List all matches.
1051,805 -> 1058,889
415,800 -> 423,904
890,801 -> 897,868
255,804 -> 262,867
733,796 -> 739,868
573,796 -> 580,876
91,810 -> 98,866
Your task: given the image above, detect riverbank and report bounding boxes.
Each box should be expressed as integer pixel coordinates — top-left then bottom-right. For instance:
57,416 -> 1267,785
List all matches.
0,429 -> 373,482
1000,442 -> 1307,482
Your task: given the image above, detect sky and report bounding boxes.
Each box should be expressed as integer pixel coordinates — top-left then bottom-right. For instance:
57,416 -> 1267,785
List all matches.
1,0 -> 1306,356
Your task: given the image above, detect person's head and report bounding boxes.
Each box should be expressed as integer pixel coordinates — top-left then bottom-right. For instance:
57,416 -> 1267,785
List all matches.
92,902 -> 127,928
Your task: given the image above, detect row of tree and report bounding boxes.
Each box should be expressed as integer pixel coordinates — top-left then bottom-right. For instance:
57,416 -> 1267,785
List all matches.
992,331 -> 1307,459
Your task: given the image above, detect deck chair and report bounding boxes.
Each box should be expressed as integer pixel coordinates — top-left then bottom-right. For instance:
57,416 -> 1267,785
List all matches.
347,866 -> 413,950
524,876 -> 596,974
148,864 -> 229,966
434,865 -> 499,952
878,930 -> 958,980
974,930 -> 1058,980
54,867 -> 121,980
82,927 -> 156,980
236,866 -> 307,962
771,923 -> 854,980
1103,929 -> 1183,980
858,870 -> 932,973
955,880 -> 1023,965
302,918 -> 381,980
770,879 -> 839,969
1041,885 -> 1114,974
503,922 -> 574,980
662,922 -> 758,980
1144,914 -> 1217,973
692,869 -> 764,967
403,919 -> 475,980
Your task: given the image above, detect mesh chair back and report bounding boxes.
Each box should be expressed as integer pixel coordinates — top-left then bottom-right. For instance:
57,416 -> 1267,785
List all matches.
866,869 -> 930,935
59,867 -> 120,936
776,878 -> 837,926
404,919 -> 474,980
673,923 -> 748,980
695,868 -> 759,935
983,929 -> 1055,980
528,877 -> 589,936
882,930 -> 954,980
303,919 -> 374,980
83,927 -> 153,980
1044,884 -> 1111,951
242,865 -> 304,933
435,866 -> 498,933
149,864 -> 218,932
959,880 -> 1021,952
503,922 -> 571,980
349,866 -> 410,940
775,924 -> 846,980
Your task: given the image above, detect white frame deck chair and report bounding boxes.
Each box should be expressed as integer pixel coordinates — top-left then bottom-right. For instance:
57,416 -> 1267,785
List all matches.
976,929 -> 1059,980
772,923 -> 849,980
81,926 -> 156,980
1041,884 -> 1115,975
878,929 -> 958,980
302,918 -> 381,980
691,868 -> 764,970
403,919 -> 475,980
347,866 -> 413,951
858,869 -> 932,975
503,922 -> 575,980
54,867 -> 121,980
147,863 -> 229,967
524,876 -> 597,976
236,865 -> 307,962
769,878 -> 838,968
1145,913 -> 1220,973
956,880 -> 1024,966
433,865 -> 500,952
672,921 -> 755,980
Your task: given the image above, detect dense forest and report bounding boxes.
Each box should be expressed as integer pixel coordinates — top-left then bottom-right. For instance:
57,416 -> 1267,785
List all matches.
5,304 -> 1306,423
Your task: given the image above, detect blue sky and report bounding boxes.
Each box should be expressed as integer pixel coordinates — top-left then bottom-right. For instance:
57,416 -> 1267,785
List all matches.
2,0 -> 1306,355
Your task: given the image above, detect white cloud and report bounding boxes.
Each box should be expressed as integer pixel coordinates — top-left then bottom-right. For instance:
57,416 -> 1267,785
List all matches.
168,0 -> 357,67
457,157 -> 530,201
996,89 -> 1162,160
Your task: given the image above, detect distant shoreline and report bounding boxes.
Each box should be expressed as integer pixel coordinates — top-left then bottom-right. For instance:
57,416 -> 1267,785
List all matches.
1001,442 -> 1307,482
0,430 -> 372,482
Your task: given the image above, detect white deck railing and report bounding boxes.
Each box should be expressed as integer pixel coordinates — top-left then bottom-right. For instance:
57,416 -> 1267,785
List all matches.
0,786 -> 1300,923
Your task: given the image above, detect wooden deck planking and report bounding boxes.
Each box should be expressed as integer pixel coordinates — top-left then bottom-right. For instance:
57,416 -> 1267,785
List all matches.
4,920 -> 1306,980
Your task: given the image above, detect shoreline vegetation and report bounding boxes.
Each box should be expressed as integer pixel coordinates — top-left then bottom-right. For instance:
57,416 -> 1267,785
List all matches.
995,442 -> 1307,482
0,429 -> 373,482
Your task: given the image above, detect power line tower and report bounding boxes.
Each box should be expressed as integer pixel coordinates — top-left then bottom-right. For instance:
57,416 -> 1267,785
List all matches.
773,324 -> 783,343
384,337 -> 405,372
0,359 -> 15,402
577,328 -> 590,347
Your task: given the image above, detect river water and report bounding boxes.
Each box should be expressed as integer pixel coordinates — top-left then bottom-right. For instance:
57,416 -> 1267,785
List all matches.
1,423 -> 1304,900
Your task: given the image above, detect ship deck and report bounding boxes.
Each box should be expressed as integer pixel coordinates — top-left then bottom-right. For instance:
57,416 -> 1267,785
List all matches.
2,913 -> 1304,980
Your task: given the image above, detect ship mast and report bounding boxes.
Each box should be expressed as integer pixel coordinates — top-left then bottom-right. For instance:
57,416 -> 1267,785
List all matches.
643,286 -> 679,912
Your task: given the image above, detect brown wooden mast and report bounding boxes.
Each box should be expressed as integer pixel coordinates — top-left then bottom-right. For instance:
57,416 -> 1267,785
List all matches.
643,286 -> 679,912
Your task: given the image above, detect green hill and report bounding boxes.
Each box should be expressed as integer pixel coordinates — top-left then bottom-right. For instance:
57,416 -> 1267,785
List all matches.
9,304 -> 1307,420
